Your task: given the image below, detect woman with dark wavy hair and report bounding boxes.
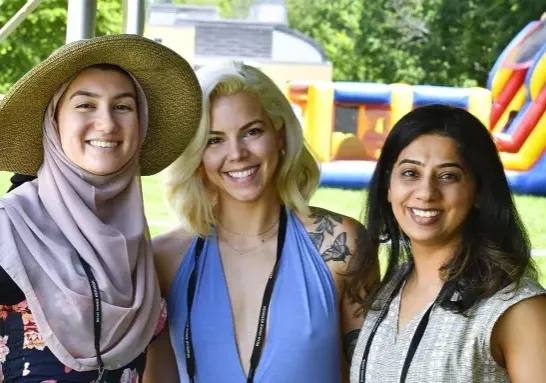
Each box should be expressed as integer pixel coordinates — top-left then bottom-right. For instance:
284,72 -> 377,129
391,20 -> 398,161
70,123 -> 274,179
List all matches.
349,104 -> 546,382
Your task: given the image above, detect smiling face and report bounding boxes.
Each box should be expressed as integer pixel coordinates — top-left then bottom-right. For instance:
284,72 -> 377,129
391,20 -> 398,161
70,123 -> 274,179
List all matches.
388,134 -> 476,250
56,67 -> 139,175
201,92 -> 284,203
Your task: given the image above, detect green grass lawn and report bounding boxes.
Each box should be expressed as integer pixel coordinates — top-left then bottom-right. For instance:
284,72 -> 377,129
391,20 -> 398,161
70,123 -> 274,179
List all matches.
2,171 -> 546,283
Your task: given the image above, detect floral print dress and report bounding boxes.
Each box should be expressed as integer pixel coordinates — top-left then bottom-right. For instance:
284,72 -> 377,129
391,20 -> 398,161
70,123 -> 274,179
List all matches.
0,268 -> 167,383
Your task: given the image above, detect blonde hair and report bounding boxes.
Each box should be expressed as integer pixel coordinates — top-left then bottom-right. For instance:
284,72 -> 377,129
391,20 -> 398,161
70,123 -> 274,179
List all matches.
164,62 -> 320,236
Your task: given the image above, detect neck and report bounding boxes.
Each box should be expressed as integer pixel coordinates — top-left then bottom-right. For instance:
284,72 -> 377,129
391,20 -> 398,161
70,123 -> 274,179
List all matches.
215,192 -> 282,235
408,241 -> 457,290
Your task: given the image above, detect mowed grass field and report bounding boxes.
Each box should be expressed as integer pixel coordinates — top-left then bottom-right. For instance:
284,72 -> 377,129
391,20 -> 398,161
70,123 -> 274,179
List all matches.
2,171 -> 546,284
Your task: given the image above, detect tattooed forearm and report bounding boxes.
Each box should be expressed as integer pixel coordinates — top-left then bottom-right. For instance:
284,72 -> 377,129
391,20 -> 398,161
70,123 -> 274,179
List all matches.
343,329 -> 361,362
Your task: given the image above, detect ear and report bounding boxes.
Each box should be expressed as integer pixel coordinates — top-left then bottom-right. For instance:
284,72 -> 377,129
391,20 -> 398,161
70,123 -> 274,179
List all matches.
387,186 -> 391,203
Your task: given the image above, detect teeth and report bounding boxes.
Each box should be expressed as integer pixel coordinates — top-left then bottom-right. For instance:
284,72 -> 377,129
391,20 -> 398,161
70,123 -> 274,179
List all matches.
228,167 -> 258,179
89,140 -> 119,148
411,208 -> 441,218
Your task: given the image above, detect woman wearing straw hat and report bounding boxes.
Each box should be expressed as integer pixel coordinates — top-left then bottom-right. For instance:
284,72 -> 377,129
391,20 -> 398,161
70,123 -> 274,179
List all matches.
0,35 -> 201,382
147,62 -> 379,382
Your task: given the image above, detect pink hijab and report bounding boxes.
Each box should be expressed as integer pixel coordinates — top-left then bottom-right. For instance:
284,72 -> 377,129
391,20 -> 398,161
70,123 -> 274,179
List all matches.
0,71 -> 161,371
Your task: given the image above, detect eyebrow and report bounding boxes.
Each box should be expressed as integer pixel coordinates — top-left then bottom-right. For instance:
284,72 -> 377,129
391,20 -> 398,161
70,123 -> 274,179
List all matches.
398,158 -> 465,172
209,119 -> 266,135
69,90 -> 136,101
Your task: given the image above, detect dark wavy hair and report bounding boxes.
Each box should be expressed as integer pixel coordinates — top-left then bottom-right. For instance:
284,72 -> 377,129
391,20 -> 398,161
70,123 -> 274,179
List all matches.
359,104 -> 537,313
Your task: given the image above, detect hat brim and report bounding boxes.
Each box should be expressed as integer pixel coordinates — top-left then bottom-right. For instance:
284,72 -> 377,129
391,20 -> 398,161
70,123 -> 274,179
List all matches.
0,34 -> 202,176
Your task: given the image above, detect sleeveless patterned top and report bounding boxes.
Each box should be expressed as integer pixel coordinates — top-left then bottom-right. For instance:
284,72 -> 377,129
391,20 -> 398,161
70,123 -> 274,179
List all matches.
350,264 -> 545,383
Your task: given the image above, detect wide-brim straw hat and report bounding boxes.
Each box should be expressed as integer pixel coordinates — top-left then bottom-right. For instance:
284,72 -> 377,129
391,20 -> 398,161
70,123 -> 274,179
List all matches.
0,34 -> 202,176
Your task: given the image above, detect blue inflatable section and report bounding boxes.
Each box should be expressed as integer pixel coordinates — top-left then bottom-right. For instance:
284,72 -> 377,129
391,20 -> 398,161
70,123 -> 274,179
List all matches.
507,151 -> 546,195
332,83 -> 471,108
412,85 -> 469,108
319,154 -> 546,195
319,161 -> 375,189
334,82 -> 391,104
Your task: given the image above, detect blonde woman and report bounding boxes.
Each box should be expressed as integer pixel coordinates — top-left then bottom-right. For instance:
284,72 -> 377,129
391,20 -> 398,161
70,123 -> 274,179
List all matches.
147,62 -> 379,383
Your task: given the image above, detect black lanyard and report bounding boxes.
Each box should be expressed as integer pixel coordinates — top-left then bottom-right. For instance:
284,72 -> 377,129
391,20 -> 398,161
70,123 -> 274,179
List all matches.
359,266 -> 443,383
184,206 -> 287,383
79,257 -> 107,383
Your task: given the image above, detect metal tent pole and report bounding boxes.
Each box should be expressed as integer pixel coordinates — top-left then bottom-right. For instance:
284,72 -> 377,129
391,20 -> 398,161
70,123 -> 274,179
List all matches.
66,0 -> 97,43
123,0 -> 147,35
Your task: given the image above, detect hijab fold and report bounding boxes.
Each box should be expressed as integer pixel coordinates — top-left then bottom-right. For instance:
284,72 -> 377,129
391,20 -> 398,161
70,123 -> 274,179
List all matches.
0,73 -> 161,371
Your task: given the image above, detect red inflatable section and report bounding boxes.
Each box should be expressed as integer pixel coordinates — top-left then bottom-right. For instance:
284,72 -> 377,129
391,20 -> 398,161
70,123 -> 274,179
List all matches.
495,87 -> 546,152
490,69 -> 527,128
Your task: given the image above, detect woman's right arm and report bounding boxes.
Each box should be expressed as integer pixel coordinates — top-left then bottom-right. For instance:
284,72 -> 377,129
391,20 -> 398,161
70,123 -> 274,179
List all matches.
143,228 -> 193,383
144,329 -> 179,383
491,294 -> 546,382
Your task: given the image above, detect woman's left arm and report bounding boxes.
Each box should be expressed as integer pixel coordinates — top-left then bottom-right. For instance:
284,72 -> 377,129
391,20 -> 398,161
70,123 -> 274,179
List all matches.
339,287 -> 365,383
492,294 -> 546,382
301,208 -> 380,382
327,216 -> 379,382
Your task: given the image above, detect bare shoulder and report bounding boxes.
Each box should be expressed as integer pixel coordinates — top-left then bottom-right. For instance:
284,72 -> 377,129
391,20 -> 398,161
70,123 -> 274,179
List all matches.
296,206 -> 367,272
494,294 -> 546,335
152,226 -> 195,295
491,294 -> 546,367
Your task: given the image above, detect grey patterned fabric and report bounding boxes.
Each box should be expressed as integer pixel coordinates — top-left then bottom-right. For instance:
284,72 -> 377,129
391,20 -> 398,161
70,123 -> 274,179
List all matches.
350,264 -> 545,383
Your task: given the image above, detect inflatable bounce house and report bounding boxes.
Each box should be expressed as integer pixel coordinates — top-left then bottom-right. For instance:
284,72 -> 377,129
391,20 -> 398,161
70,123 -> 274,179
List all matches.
288,14 -> 546,195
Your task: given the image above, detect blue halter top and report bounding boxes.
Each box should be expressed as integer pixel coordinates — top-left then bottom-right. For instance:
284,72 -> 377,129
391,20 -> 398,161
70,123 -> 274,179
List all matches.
168,210 -> 341,382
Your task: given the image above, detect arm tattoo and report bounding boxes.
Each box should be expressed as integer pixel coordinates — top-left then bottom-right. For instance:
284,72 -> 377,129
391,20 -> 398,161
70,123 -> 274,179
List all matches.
343,329 -> 361,362
310,210 -> 343,236
322,232 -> 351,262
308,209 -> 351,262
308,232 -> 324,251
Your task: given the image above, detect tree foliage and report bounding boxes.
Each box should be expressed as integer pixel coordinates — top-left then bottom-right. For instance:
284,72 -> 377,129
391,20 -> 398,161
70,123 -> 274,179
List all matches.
286,0 -> 545,87
0,0 -> 122,92
1,0 -> 543,91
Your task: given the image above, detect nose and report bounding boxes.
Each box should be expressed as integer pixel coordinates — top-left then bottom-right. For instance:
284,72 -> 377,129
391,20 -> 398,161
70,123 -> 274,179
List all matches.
94,109 -> 117,134
227,139 -> 248,161
415,176 -> 439,201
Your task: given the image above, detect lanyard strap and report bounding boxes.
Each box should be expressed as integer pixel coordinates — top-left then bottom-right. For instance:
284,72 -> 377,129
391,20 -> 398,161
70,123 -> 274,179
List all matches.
184,237 -> 204,383
185,206 -> 287,383
79,257 -> 106,383
359,266 -> 442,383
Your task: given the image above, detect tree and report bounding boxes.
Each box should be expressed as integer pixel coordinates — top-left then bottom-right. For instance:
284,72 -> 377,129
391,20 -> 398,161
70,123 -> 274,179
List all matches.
0,0 -> 122,93
422,0 -> 546,86
287,0 -> 545,87
285,0 -> 365,82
